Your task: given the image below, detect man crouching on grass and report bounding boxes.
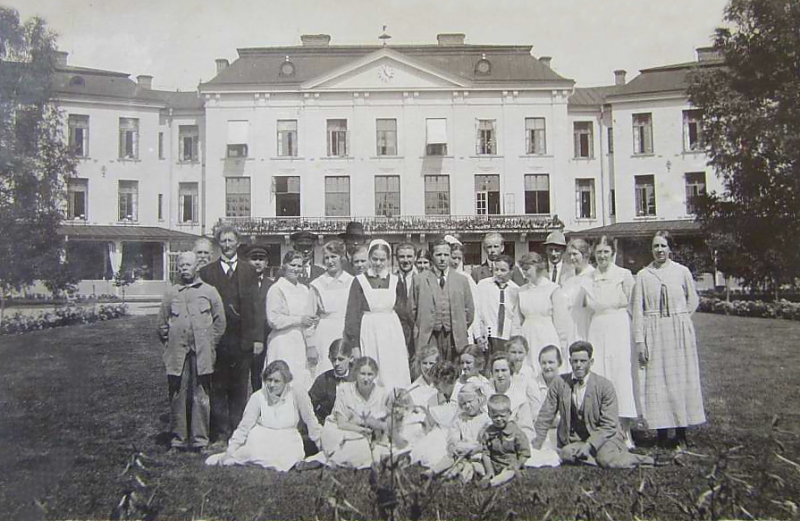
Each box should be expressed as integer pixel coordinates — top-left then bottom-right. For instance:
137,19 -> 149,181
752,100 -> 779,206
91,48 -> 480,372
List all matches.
532,341 -> 661,468
157,251 -> 226,451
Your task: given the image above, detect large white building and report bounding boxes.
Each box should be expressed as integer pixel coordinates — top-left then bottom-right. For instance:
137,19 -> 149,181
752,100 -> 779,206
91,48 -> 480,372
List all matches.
52,35 -> 722,296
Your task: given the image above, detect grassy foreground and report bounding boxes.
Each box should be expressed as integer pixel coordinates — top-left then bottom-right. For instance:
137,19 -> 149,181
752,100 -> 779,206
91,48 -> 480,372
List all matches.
1,313 -> 799,520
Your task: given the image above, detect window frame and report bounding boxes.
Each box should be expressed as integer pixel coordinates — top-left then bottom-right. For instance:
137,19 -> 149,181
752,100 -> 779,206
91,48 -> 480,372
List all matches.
682,109 -> 704,152
476,119 -> 497,155
68,114 -> 89,158
274,175 -> 301,217
524,174 -> 550,215
118,117 -> 139,160
67,178 -> 88,220
327,119 -> 349,157
225,177 -> 251,217
425,118 -> 448,156
525,117 -> 546,155
324,176 -> 351,217
573,121 -> 594,159
632,113 -> 654,155
634,174 -> 657,217
575,178 -> 596,219
179,125 -> 200,162
277,119 -> 298,157
376,118 -> 398,156
118,180 -> 139,221
178,182 -> 199,224
375,175 -> 401,217
424,175 -> 450,216
684,172 -> 707,215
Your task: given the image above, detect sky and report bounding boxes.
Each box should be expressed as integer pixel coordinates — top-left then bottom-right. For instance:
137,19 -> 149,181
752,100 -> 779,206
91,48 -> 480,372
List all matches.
9,0 -> 731,92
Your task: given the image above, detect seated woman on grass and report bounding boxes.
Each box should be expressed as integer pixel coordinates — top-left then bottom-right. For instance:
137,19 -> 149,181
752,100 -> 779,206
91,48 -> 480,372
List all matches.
407,345 -> 441,407
453,344 -> 492,399
409,361 -> 461,467
205,360 -> 322,471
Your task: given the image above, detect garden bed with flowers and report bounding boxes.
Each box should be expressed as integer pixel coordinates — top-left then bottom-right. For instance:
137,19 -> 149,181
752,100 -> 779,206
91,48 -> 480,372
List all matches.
0,303 -> 128,335
698,296 -> 800,321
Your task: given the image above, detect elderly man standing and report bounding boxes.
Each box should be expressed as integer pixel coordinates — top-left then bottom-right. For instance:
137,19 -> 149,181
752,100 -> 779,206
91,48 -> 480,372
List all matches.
192,237 -> 215,269
199,225 -> 260,447
157,251 -> 226,451
471,232 -> 525,286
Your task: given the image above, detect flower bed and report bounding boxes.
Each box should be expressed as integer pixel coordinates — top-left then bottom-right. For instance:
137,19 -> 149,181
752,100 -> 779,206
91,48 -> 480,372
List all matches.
698,296 -> 800,321
0,303 -> 129,335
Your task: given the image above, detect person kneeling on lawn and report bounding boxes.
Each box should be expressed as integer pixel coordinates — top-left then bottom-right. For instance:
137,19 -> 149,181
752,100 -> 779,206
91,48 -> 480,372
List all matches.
532,341 -> 658,468
478,394 -> 531,487
157,251 -> 226,451
205,360 -> 323,471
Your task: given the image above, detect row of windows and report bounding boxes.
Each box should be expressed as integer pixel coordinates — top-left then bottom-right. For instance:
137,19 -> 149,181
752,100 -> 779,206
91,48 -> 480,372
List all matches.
66,180 -> 200,223
633,172 -> 707,217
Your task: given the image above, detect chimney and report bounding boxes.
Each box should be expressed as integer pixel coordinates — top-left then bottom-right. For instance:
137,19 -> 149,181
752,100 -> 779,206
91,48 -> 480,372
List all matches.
137,75 -> 153,89
696,46 -> 722,62
215,59 -> 229,74
53,50 -> 68,68
437,33 -> 466,46
539,56 -> 552,68
300,34 -> 332,47
614,69 -> 627,86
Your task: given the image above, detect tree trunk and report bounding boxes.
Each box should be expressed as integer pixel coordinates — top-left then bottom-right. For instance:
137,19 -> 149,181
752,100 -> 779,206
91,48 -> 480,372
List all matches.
0,287 -> 5,323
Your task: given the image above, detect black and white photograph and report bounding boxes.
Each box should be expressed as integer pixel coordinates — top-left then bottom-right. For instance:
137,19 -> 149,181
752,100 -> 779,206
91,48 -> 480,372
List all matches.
1,0 -> 799,519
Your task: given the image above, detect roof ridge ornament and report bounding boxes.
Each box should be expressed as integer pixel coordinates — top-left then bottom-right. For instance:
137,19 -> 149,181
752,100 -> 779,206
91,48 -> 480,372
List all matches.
379,25 -> 391,46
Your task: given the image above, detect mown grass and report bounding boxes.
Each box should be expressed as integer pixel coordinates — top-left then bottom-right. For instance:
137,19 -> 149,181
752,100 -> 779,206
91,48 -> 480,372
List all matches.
1,313 -> 799,520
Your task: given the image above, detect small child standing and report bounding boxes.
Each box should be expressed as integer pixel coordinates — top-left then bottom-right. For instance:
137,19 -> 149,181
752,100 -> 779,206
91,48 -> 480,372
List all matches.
308,339 -> 354,423
478,394 -> 531,487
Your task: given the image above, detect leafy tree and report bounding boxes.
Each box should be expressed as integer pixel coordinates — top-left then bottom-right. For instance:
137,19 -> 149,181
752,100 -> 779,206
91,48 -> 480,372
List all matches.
0,7 -> 78,316
688,0 -> 800,297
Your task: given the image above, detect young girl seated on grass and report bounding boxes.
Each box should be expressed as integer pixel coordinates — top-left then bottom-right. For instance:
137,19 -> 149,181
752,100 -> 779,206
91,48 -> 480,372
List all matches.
409,361 -> 460,467
321,356 -> 392,469
424,382 -> 491,483
205,360 -> 322,471
308,339 -> 354,424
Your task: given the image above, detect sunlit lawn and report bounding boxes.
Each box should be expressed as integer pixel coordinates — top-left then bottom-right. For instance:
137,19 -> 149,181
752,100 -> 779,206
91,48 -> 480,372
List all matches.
1,312 -> 799,520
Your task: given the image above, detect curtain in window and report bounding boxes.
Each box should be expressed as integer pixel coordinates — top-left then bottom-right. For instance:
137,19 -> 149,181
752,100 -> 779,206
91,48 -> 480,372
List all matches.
426,118 -> 447,144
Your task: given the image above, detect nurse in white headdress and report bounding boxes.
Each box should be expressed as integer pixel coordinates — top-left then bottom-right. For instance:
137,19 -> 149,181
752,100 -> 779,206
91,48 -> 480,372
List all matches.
342,239 -> 411,390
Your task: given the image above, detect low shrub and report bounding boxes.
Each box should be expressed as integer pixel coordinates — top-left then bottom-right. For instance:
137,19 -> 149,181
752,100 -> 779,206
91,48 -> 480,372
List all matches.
0,303 -> 129,335
698,296 -> 800,321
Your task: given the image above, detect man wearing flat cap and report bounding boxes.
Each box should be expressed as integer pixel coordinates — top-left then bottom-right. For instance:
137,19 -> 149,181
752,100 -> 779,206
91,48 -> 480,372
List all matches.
246,241 -> 274,391
339,221 -> 368,276
543,230 -> 574,286
281,230 -> 324,286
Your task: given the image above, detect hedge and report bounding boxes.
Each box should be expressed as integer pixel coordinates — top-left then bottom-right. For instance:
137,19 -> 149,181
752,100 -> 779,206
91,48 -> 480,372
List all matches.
0,303 -> 129,335
698,296 -> 800,321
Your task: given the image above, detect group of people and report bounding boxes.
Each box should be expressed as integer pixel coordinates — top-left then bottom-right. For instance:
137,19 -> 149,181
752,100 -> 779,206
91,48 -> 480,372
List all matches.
156,221 -> 705,484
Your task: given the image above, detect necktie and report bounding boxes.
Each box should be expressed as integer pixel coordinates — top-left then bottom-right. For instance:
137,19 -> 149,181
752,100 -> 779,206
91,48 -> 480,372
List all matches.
258,275 -> 263,289
496,282 -> 506,337
551,264 -> 558,283
439,273 -> 446,289
224,260 -> 235,279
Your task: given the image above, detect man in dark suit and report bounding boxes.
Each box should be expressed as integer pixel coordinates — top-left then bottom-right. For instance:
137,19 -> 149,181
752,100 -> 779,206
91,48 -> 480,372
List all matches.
394,242 -> 417,362
471,232 -> 526,286
276,231 -> 324,286
199,225 -> 259,447
532,341 -> 658,468
246,242 -> 273,392
339,221 -> 368,275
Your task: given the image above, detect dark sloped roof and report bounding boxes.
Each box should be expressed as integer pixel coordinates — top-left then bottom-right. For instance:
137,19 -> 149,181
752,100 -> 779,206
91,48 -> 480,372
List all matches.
609,60 -> 724,98
569,85 -> 620,107
59,225 -> 199,241
147,90 -> 204,110
574,219 -> 700,238
202,45 -> 572,88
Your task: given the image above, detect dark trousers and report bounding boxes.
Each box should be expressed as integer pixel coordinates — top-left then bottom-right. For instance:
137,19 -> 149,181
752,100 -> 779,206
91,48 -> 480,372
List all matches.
487,337 -> 507,359
251,349 -> 266,392
431,328 -> 457,364
210,346 -> 251,441
167,352 -> 211,449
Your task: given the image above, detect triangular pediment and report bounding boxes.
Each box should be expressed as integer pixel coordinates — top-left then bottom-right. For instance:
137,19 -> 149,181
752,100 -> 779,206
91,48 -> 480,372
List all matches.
302,48 -> 470,90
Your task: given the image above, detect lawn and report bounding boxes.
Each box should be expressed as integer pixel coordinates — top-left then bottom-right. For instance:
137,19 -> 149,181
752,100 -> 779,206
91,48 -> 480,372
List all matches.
1,313 -> 799,521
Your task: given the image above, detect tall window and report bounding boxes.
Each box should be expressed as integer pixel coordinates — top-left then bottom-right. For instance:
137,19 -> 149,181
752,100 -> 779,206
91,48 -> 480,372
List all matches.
118,118 -> 139,159
158,194 -> 164,220
634,175 -> 656,216
633,113 -> 654,155
376,118 -> 397,156
607,127 -> 614,154
477,119 -> 497,155
277,120 -> 298,157
375,175 -> 401,217
683,109 -> 704,152
610,189 -> 616,216
274,176 -> 300,216
685,172 -> 707,214
158,132 -> 165,159
575,179 -> 596,219
118,180 -> 139,221
525,117 -> 546,155
225,177 -> 251,217
325,176 -> 350,216
524,174 -> 550,214
227,120 -> 249,158
327,119 -> 348,157
475,174 -> 500,215
424,175 -> 450,215
68,114 -> 89,157
179,125 -> 199,161
178,182 -> 199,223
425,118 -> 447,156
573,121 -> 593,158
67,178 -> 88,220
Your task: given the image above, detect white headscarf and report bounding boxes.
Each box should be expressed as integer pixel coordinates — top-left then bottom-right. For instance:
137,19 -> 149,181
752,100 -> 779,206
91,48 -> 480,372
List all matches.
443,234 -> 462,246
367,239 -> 392,278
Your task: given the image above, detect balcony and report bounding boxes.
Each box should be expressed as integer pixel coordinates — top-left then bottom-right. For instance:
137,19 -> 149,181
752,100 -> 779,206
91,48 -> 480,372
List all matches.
220,214 -> 563,236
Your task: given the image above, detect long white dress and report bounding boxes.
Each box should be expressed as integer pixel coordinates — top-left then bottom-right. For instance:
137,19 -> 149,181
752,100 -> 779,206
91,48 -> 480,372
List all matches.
513,279 -> 571,373
267,277 -> 312,389
354,274 -> 411,390
561,265 -> 595,346
308,271 -> 354,374
585,264 -> 637,418
205,384 -> 322,471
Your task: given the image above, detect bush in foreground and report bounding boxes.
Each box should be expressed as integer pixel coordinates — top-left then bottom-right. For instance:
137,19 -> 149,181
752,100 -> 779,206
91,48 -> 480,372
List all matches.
0,303 -> 128,335
699,296 -> 800,321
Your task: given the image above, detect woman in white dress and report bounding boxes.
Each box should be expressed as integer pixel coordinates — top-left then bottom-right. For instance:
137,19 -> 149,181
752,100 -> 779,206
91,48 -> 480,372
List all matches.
512,253 -> 571,373
343,240 -> 411,390
307,239 -> 354,375
585,235 -> 638,447
561,239 -> 595,346
205,360 -> 322,471
267,251 -> 319,390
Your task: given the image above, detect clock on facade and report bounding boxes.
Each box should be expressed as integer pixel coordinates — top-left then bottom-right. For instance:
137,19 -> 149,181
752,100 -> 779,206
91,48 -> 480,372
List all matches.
377,64 -> 395,83
475,58 -> 492,76
279,60 -> 296,77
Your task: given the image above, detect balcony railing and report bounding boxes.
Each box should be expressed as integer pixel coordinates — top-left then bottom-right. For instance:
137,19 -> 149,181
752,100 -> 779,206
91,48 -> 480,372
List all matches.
220,214 -> 563,236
